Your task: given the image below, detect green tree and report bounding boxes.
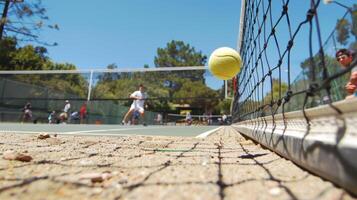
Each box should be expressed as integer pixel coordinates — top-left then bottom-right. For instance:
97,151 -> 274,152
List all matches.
215,98 -> 231,114
263,79 -> 288,105
173,80 -> 220,113
0,37 -> 87,99
154,40 -> 207,67
336,18 -> 350,45
153,40 -> 225,114
1,0 -> 59,45
335,4 -> 357,50
10,45 -> 46,70
98,63 -> 119,82
351,5 -> 357,36
0,37 -> 17,69
300,54 -> 341,82
153,40 -> 208,99
0,37 -> 49,70
238,100 -> 260,119
92,40 -> 219,114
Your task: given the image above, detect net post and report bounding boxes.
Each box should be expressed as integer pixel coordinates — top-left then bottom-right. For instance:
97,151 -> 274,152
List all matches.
224,80 -> 228,99
231,0 -> 247,111
237,0 -> 247,53
87,70 -> 94,101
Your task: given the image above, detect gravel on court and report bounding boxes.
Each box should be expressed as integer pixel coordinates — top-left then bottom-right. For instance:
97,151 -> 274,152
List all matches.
0,126 -> 355,200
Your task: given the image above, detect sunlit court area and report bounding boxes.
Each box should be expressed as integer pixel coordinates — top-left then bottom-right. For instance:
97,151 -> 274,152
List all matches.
0,0 -> 357,199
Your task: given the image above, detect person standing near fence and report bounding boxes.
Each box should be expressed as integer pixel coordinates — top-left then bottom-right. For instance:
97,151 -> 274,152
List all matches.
222,113 -> 227,125
64,100 -> 71,122
48,111 -> 56,124
185,112 -> 192,126
155,113 -> 163,125
207,112 -> 213,125
79,102 -> 87,124
22,102 -> 32,123
60,100 -> 71,123
336,49 -> 357,99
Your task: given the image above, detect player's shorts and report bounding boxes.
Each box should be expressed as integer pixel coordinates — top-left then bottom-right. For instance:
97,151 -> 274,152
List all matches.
59,112 -> 68,120
130,105 -> 144,113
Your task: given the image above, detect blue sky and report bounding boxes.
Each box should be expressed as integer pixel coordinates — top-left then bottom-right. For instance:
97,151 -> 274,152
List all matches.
38,0 -> 353,72
6,0 -> 354,90
40,0 -> 242,69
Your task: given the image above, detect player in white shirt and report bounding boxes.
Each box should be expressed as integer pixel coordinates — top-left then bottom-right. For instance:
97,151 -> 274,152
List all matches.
122,84 -> 148,126
59,100 -> 71,123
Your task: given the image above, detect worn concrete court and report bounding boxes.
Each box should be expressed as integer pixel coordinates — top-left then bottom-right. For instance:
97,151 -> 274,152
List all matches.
0,126 -> 355,200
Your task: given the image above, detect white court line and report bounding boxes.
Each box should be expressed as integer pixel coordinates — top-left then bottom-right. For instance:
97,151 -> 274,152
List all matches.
0,128 -> 155,135
195,127 -> 221,138
0,130 -> 131,137
0,126 -> 220,137
0,127 -> 164,136
62,127 -> 159,135
0,130 -> 54,134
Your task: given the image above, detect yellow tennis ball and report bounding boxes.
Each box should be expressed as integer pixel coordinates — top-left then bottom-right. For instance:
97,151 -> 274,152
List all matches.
208,47 -> 242,80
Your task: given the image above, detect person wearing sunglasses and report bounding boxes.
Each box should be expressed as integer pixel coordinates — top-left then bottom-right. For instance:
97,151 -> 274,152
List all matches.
336,48 -> 356,99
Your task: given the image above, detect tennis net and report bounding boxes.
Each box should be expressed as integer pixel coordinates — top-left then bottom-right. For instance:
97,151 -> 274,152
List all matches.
0,66 -> 229,125
232,0 -> 357,195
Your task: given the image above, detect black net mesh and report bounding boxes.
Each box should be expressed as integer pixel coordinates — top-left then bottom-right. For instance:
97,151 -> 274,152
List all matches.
232,0 -> 357,122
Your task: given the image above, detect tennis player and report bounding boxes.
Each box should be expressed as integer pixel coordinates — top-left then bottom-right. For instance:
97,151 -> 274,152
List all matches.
122,84 -> 148,126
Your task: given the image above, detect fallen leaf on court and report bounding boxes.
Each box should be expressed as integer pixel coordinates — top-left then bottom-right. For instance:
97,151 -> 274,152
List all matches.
79,172 -> 112,183
38,133 -> 50,139
3,150 -> 33,162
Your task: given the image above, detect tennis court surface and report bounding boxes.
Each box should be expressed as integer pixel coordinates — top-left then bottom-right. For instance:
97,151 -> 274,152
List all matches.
0,123 -> 220,137
0,126 -> 354,200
